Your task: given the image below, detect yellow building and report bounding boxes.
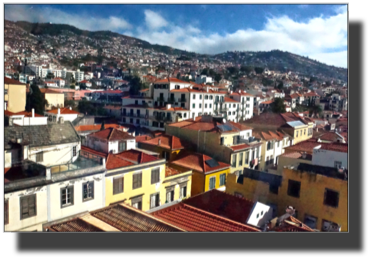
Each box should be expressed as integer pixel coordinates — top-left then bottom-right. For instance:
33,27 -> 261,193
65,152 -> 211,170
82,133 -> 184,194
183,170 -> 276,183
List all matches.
40,89 -> 65,110
81,146 -> 192,211
138,134 -> 192,161
4,77 -> 27,113
226,165 -> 348,232
170,150 -> 230,196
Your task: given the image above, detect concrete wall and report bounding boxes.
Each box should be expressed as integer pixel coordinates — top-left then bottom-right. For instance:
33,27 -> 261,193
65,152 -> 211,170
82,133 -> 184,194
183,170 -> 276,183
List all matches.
5,83 -> 26,113
44,93 -> 65,110
5,186 -> 48,231
312,149 -> 348,169
13,117 -> 48,126
47,173 -> 105,222
28,142 -> 80,167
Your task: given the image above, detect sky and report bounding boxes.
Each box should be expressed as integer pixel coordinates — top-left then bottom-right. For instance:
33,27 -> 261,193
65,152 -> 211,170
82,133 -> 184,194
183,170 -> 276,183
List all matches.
5,4 -> 348,68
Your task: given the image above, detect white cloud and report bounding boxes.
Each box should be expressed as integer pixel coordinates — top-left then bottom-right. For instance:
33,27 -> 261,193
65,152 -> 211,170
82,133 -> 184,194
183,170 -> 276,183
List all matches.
5,5 -> 132,31
136,7 -> 348,68
144,10 -> 168,30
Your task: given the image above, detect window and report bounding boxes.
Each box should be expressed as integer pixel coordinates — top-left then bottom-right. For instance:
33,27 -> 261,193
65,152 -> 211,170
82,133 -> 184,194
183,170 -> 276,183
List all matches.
61,186 -> 74,208
5,199 -> 9,225
150,193 -> 160,209
20,194 -> 37,220
192,103 -> 195,109
130,118 -> 133,124
166,187 -> 174,203
83,181 -> 94,201
232,111 -> 235,115
228,111 -> 231,115
210,96 -> 213,100
334,161 -> 342,169
269,184 -> 278,194
205,95 -> 209,99
209,177 -> 216,190
233,104 -> 236,108
133,172 -> 142,189
205,104 -> 207,109
193,94 -> 195,99
287,180 -> 301,198
322,220 -> 340,232
151,168 -> 160,184
239,153 -> 243,166
180,184 -> 187,198
118,141 -> 126,152
36,151 -> 43,163
324,188 -> 339,208
300,130 -> 302,136
296,131 -> 298,138
304,214 -> 317,229
304,129 -> 306,135
219,173 -> 226,186
73,146 -> 77,157
209,104 -> 212,108
199,104 -> 201,108
5,88 -> 8,95
199,95 -> 202,99
220,137 -> 224,145
229,104 -> 231,108
131,196 -> 142,210
245,151 -> 249,164
232,154 -> 237,167
277,141 -> 280,147
308,128 -> 313,135
113,177 -> 124,195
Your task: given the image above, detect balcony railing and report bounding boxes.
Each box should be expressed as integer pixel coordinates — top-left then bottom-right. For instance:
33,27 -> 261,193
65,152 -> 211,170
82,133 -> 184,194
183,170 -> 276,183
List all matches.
179,98 -> 187,102
50,156 -> 103,174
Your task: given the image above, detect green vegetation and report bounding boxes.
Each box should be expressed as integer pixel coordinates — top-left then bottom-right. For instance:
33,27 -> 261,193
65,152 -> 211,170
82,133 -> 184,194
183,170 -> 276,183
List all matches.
78,100 -> 108,116
271,98 -> 286,113
25,84 -> 48,115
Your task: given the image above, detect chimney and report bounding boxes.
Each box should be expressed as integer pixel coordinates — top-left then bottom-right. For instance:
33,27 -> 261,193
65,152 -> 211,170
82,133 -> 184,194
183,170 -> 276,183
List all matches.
158,138 -> 161,145
58,108 -> 61,115
69,106 -> 72,110
32,108 -> 35,117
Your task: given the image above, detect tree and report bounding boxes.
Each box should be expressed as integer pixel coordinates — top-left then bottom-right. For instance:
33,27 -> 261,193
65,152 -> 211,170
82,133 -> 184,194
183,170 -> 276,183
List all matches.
277,81 -> 284,89
25,84 -> 48,115
240,66 -> 253,74
309,104 -> 323,117
227,67 -> 239,75
254,67 -> 264,74
215,74 -> 222,83
46,72 -> 55,79
64,100 -> 76,109
271,98 -> 286,113
128,76 -> 142,95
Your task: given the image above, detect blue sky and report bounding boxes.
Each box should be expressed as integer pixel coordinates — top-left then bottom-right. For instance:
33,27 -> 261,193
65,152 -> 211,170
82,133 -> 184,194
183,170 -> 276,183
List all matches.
5,4 -> 348,68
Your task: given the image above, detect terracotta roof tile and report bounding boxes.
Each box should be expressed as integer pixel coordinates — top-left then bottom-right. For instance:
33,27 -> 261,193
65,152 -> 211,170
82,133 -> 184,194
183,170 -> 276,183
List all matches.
230,143 -> 251,152
171,150 -> 230,174
4,77 -> 26,85
152,203 -> 260,232
165,166 -> 181,177
88,127 -> 134,141
75,124 -> 126,132
139,134 -> 191,150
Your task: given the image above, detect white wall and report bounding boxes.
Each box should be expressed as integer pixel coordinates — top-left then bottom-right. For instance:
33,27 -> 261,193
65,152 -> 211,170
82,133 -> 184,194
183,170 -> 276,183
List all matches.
247,201 -> 272,227
47,173 -> 105,222
28,142 -> 80,167
13,117 -> 48,126
5,186 -> 48,231
312,148 -> 348,169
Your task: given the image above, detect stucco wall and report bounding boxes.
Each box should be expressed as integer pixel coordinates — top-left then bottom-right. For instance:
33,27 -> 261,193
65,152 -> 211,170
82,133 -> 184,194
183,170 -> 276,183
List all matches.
312,149 -> 347,168
5,83 -> 26,113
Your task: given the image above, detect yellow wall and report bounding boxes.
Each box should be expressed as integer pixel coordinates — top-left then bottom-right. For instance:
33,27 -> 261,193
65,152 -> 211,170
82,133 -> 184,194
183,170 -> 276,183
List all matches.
204,169 -> 230,192
45,93 -> 65,110
292,123 -> 314,144
275,154 -> 312,175
138,143 -> 181,161
226,168 -> 348,231
5,83 -> 26,113
230,150 -> 250,174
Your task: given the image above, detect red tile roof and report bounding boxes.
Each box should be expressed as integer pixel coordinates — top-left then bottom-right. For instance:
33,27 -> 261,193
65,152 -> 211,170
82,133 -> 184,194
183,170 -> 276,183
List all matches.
75,124 -> 127,132
271,215 -> 314,232
88,127 -> 134,141
46,107 -> 80,115
171,150 -> 230,174
139,134 -> 191,150
151,203 -> 260,232
183,189 -> 256,224
4,77 -> 26,85
230,143 -> 251,152
4,110 -> 44,117
285,140 -> 348,153
81,145 -> 108,158
223,97 -> 240,103
155,77 -> 189,84
165,166 -> 182,177
135,135 -> 152,142
317,132 -> 345,142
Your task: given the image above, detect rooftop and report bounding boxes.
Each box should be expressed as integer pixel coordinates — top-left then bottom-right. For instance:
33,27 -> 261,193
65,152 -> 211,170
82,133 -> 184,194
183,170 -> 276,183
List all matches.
151,203 -> 260,232
171,150 -> 230,174
46,107 -> 80,115
139,134 -> 192,150
88,127 -> 134,141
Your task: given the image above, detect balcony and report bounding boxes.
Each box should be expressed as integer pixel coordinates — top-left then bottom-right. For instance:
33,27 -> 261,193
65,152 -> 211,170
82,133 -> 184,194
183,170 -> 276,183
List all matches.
50,156 -> 103,175
178,97 -> 187,103
156,97 -> 165,102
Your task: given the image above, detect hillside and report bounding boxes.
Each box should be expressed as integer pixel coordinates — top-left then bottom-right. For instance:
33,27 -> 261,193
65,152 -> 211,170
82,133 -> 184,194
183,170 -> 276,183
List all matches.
5,20 -> 347,81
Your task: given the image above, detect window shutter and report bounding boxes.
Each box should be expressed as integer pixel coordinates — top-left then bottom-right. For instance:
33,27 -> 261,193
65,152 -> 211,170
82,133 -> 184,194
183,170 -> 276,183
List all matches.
5,200 -> 9,225
28,195 -> 36,216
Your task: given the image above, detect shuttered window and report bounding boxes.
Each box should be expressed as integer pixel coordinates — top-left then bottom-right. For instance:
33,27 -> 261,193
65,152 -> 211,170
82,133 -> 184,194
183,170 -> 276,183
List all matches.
133,173 -> 142,189
118,141 -> 126,152
5,200 -> 9,225
20,194 -> 36,220
73,146 -> 77,157
61,186 -> 74,208
219,173 -> 226,186
180,185 -> 187,199
245,151 -> 249,164
151,168 -> 160,184
36,152 -> 43,163
209,177 -> 216,190
113,177 -> 124,195
150,193 -> 160,209
131,196 -> 143,210
83,181 -> 94,201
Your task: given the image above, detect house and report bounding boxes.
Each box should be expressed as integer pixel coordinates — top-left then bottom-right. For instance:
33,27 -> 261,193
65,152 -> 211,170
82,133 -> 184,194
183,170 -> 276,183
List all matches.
5,108 -> 47,126
4,77 -> 27,113
4,122 -> 105,231
39,89 -> 65,110
170,150 -> 230,196
85,127 -> 136,154
226,165 -> 347,231
80,146 -> 192,210
137,134 -> 192,161
44,107 -> 80,122
166,115 -> 262,174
